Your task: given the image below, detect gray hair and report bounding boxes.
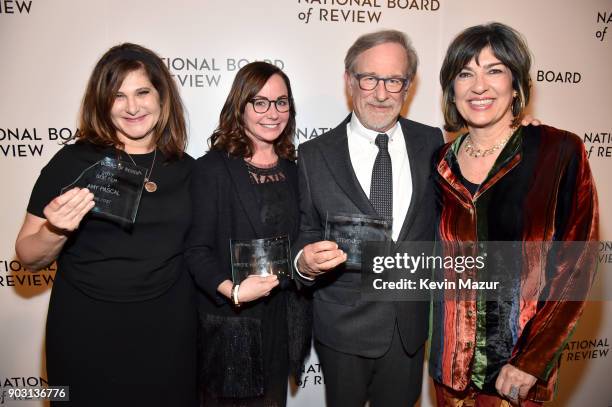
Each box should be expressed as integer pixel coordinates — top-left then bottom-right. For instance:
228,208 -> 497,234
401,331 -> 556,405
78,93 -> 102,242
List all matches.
344,30 -> 418,80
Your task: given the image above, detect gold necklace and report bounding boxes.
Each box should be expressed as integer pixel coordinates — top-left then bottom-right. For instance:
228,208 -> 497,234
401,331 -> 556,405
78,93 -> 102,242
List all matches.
463,129 -> 513,158
123,148 -> 158,192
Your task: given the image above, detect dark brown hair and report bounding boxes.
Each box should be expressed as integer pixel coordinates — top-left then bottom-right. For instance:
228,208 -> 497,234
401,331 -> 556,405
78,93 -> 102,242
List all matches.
209,62 -> 296,160
77,43 -> 187,160
440,22 -> 532,131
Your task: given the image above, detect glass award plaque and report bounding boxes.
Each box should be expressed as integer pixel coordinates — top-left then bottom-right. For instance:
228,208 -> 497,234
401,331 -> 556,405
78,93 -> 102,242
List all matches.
230,235 -> 292,284
61,157 -> 147,224
325,212 -> 392,269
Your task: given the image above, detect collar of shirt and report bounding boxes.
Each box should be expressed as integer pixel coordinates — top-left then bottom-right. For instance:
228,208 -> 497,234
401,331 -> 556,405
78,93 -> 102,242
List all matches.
348,113 -> 401,147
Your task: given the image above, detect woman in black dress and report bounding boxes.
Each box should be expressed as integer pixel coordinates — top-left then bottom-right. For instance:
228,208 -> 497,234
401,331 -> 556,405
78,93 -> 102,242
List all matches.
185,62 -> 311,406
15,43 -> 197,406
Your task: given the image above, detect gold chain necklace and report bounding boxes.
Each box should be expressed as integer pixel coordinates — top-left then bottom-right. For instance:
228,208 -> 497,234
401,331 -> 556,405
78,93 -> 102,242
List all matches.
123,148 -> 158,192
463,129 -> 513,158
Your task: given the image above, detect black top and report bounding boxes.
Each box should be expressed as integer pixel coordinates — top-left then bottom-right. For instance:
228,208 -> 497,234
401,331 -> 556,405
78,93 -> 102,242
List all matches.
246,161 -> 295,237
27,141 -> 193,302
459,173 -> 480,196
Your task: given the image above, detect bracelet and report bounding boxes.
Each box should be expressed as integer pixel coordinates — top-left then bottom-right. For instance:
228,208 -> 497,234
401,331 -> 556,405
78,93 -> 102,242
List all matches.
231,283 -> 241,307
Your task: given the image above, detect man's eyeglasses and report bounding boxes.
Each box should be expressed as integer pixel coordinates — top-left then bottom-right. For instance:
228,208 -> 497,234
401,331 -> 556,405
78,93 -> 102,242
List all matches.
249,97 -> 291,114
353,73 -> 409,93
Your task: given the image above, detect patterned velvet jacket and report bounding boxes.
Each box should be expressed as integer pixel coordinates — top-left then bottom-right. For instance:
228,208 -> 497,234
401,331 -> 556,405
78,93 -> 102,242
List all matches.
429,125 -> 599,401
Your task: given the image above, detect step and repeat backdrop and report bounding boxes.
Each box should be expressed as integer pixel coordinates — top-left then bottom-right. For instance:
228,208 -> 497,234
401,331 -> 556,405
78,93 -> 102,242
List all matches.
1,0 -> 611,405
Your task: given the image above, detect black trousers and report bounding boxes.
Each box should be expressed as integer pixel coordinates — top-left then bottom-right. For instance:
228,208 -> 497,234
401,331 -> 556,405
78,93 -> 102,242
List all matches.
315,323 -> 424,407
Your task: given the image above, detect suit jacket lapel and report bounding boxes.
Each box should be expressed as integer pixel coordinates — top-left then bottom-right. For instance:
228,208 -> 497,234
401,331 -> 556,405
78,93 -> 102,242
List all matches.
398,119 -> 426,241
318,114 -> 378,216
222,154 -> 267,238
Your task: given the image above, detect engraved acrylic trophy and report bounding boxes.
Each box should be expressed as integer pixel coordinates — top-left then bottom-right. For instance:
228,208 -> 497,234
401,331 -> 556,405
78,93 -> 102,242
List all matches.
324,212 -> 392,269
230,235 -> 293,284
61,157 -> 147,224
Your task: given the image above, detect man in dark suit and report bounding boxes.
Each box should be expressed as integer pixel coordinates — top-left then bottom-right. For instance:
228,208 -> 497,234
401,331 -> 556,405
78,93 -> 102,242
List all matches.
293,30 -> 443,406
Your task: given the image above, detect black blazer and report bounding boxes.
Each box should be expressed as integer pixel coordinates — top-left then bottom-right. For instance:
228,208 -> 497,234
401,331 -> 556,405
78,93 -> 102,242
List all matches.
294,114 -> 443,357
185,149 -> 311,398
185,149 -> 300,311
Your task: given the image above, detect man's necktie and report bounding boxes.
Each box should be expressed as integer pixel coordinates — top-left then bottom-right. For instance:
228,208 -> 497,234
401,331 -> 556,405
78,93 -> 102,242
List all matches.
370,133 -> 393,221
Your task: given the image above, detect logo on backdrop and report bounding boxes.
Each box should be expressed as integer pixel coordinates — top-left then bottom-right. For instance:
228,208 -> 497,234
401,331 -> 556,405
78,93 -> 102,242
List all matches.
535,69 -> 582,84
0,377 -> 48,405
583,131 -> 612,159
0,259 -> 55,288
595,11 -> 610,42
161,57 -> 285,88
598,241 -> 612,264
0,0 -> 32,14
294,126 -> 333,144
296,363 -> 324,388
296,0 -> 440,25
562,337 -> 609,363
0,127 -> 79,158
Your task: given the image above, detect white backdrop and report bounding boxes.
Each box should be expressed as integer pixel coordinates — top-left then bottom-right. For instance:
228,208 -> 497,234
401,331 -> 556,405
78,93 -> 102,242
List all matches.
1,0 -> 611,405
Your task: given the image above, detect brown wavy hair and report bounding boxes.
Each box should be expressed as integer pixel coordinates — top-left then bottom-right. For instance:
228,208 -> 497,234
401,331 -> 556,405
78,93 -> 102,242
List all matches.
209,62 -> 296,160
77,43 -> 187,160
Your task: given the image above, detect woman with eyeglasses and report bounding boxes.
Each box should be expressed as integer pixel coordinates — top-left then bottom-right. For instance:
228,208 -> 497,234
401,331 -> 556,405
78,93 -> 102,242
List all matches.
185,61 -> 311,406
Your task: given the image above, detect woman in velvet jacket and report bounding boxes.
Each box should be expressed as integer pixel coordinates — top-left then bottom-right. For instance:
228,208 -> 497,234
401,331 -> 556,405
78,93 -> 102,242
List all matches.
429,23 -> 598,406
185,62 -> 311,406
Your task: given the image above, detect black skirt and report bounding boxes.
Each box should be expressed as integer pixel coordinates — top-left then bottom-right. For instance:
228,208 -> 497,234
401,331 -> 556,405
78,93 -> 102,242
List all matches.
46,270 -> 198,407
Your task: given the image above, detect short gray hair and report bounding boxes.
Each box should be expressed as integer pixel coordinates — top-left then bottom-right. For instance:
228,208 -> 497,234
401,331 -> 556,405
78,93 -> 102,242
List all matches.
344,30 -> 418,80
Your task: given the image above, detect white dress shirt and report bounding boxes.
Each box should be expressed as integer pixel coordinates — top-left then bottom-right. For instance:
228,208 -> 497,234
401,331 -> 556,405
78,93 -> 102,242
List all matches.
295,114 -> 413,279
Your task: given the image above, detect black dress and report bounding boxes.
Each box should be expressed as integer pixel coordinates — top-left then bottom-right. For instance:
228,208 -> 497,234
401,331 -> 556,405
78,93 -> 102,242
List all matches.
246,161 -> 294,405
27,141 -> 197,406
185,151 -> 312,407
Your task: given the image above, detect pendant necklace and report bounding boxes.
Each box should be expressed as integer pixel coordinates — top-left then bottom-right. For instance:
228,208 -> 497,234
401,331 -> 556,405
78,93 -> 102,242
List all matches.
123,148 -> 158,192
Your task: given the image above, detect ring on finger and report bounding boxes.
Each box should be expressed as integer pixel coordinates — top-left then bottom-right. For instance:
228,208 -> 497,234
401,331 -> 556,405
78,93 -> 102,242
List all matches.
507,385 -> 519,400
